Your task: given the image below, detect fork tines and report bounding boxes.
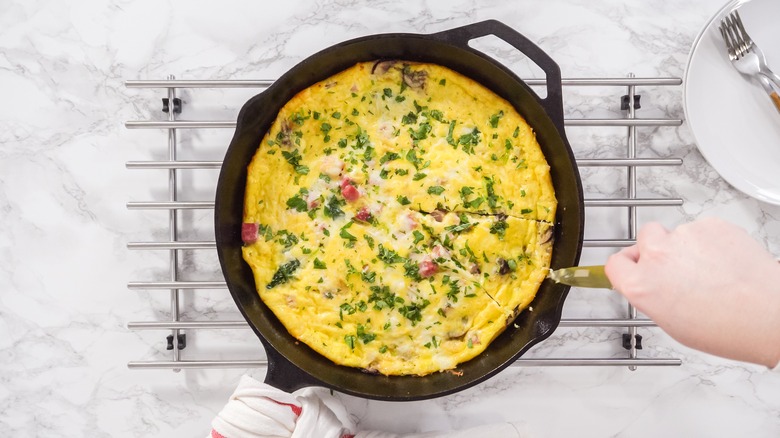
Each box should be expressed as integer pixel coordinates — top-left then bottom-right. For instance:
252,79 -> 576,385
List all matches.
719,11 -> 753,60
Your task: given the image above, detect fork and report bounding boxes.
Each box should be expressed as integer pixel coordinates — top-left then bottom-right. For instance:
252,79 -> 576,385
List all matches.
719,10 -> 780,113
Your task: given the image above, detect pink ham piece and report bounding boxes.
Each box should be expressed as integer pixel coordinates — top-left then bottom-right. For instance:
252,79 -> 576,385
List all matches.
340,178 -> 360,202
354,206 -> 372,222
418,259 -> 438,278
242,223 -> 259,244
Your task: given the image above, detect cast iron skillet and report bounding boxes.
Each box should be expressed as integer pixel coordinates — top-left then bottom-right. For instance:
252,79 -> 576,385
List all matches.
215,20 -> 584,401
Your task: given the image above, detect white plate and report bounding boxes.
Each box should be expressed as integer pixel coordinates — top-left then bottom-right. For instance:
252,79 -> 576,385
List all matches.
684,0 -> 780,205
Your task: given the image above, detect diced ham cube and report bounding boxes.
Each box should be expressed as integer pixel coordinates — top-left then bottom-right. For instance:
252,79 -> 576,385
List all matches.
241,222 -> 259,244
419,259 -> 438,278
341,183 -> 360,202
354,206 -> 372,222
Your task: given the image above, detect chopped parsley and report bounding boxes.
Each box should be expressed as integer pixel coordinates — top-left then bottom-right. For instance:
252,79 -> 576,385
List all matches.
484,176 -> 499,209
397,195 -> 411,205
405,149 -> 422,169
489,110 -> 504,128
313,258 -> 327,269
276,230 -> 299,248
281,149 -> 309,175
427,185 -> 445,196
320,122 -> 332,142
379,151 -> 400,165
458,127 -> 481,154
356,324 -> 376,344
409,122 -> 432,141
339,227 -> 358,242
446,279 -> 461,302
345,334 -> 356,349
444,214 -> 477,234
401,112 -> 418,125
377,244 -> 404,265
446,120 -> 457,146
361,270 -> 376,284
427,109 -> 445,122
398,299 -> 431,326
286,189 -> 309,212
403,259 -> 422,281
323,195 -> 345,219
368,284 -> 402,310
489,219 -> 508,240
363,145 -> 375,161
459,186 -> 484,209
290,110 -> 310,125
266,259 -> 301,289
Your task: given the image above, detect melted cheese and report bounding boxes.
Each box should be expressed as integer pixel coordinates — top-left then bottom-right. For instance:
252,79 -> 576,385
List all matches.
242,61 -> 556,376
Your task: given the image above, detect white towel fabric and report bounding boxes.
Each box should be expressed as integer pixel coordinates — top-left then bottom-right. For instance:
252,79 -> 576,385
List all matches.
209,375 -> 529,438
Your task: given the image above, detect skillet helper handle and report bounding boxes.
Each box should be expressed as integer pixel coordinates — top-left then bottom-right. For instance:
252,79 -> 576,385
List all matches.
262,340 -> 325,393
431,19 -> 565,132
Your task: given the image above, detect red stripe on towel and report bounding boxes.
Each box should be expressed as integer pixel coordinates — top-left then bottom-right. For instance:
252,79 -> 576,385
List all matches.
273,400 -> 303,417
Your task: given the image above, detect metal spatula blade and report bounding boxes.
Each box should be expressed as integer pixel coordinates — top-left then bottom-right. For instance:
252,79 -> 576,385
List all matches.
547,265 -> 612,289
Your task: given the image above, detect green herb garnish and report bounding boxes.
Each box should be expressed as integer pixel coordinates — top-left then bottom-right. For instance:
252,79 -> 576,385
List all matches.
489,110 -> 504,128
427,185 -> 445,196
266,259 -> 301,289
377,244 -> 404,265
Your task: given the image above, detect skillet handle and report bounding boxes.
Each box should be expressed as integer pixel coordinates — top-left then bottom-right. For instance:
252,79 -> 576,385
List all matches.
430,19 -> 565,132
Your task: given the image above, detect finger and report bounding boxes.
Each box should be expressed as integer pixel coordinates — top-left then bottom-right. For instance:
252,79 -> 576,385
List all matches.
604,248 -> 640,292
635,222 -> 670,252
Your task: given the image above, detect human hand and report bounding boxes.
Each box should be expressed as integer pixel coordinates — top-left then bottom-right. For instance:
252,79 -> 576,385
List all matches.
605,217 -> 780,368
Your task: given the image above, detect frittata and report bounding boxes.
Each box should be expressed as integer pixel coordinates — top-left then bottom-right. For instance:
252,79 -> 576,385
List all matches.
241,60 -> 556,376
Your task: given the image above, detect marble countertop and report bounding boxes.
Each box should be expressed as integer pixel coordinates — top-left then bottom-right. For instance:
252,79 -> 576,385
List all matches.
4,0 -> 780,436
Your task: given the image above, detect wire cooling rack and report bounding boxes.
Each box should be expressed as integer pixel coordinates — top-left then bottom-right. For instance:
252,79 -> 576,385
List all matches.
124,75 -> 684,371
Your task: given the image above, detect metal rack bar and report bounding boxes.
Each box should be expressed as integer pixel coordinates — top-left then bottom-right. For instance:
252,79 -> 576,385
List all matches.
126,357 -> 682,370
125,118 -> 682,129
125,238 -> 635,251
125,74 -> 685,371
125,158 -> 681,170
164,76 -> 183,372
128,281 -> 227,290
127,318 -> 658,330
124,77 -> 682,88
626,74 -> 640,370
128,241 -> 216,250
126,161 -> 221,169
125,198 -> 683,210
